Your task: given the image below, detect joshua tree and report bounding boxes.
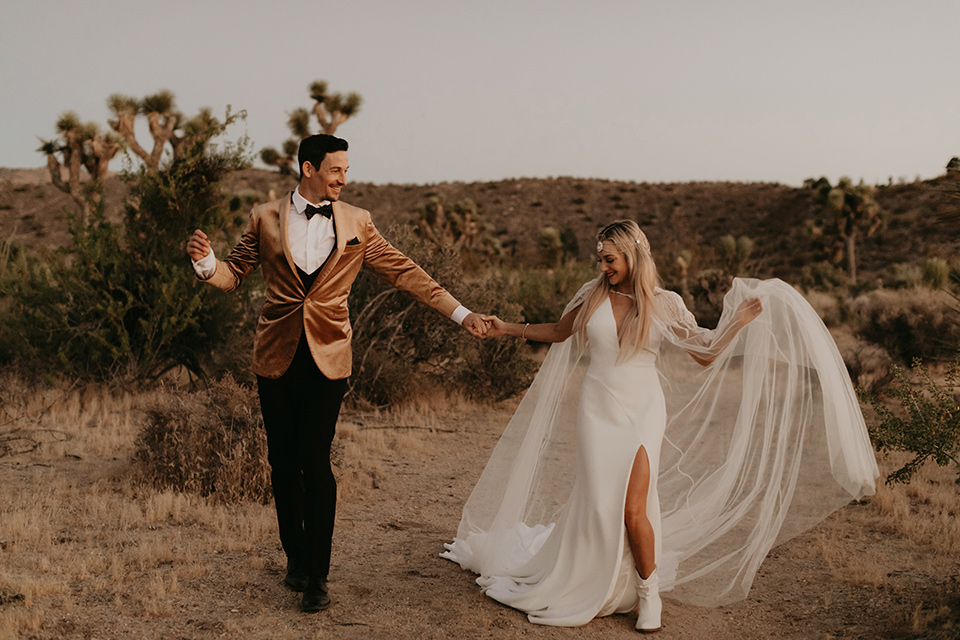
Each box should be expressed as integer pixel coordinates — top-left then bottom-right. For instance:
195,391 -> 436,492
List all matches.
802,176 -> 832,199
40,93 -> 241,220
719,234 -> 754,277
307,80 -> 362,134
822,177 -> 884,282
107,90 -> 227,171
107,90 -> 178,171
260,80 -> 362,174
417,196 -> 457,248
38,111 -> 121,219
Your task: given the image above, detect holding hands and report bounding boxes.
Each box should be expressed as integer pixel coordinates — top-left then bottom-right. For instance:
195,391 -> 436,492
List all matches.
480,316 -> 508,338
461,313 -> 508,338
461,314 -> 507,339
462,313 -> 489,338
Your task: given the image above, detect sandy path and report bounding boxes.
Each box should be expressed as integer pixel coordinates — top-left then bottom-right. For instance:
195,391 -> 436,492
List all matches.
1,402 -> 957,639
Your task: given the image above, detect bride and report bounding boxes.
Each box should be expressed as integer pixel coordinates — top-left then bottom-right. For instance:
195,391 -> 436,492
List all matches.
441,220 -> 878,632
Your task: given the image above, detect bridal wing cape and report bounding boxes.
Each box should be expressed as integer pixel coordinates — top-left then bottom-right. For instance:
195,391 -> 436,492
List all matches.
443,278 -> 878,607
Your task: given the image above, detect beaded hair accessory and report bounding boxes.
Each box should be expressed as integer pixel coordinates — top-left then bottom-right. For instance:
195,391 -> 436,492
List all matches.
597,233 -> 650,253
637,232 -> 650,251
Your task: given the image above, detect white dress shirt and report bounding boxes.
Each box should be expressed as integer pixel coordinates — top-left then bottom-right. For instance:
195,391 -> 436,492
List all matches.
192,187 -> 471,325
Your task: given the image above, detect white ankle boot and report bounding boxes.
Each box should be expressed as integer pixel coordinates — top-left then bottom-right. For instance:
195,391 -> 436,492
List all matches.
635,569 -> 662,633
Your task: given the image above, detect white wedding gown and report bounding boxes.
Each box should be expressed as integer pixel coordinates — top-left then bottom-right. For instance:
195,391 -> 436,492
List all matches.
442,279 -> 878,626
476,296 -> 663,624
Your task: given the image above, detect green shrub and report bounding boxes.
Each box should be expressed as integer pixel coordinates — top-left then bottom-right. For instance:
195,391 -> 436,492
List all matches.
687,268 -> 729,327
719,234 -> 754,277
347,225 -> 536,407
862,358 -> 960,485
414,196 -> 501,272
0,237 -> 61,373
884,262 -> 923,289
498,261 -> 597,326
134,375 -> 270,503
1,112 -> 252,382
799,260 -> 848,292
852,288 -> 960,363
538,227 -> 563,268
457,300 -> 536,401
923,257 -> 950,290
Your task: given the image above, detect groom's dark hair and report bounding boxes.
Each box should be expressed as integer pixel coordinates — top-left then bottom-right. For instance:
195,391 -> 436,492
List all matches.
298,134 -> 349,177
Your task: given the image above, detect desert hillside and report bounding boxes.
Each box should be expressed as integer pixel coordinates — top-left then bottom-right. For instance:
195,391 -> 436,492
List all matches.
1,167 -> 956,284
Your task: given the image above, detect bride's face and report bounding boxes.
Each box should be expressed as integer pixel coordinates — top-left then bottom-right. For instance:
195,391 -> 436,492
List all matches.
598,241 -> 628,288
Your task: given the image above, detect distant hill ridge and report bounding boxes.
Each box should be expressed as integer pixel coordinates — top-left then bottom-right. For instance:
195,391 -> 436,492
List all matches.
1,167 -> 955,283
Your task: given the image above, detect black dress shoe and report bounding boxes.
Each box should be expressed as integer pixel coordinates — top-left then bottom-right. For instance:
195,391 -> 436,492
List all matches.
301,576 -> 331,612
284,558 -> 309,592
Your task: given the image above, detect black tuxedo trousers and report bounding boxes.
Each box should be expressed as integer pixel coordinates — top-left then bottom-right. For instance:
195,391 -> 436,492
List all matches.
257,331 -> 347,579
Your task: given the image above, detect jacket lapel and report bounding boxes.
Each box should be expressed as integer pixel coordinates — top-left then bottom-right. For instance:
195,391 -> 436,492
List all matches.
310,201 -> 345,288
279,192 -> 299,279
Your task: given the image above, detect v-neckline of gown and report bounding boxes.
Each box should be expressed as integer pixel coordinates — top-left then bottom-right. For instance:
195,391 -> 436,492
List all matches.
605,294 -> 626,339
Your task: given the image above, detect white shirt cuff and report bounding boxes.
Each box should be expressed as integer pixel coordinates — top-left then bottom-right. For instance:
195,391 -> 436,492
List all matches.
192,252 -> 217,280
450,305 -> 472,326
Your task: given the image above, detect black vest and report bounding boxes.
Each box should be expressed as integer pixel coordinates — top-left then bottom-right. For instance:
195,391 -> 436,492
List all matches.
297,265 -> 320,292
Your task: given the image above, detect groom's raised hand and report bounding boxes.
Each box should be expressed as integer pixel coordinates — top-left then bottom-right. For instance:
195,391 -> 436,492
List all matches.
462,312 -> 489,338
187,229 -> 211,261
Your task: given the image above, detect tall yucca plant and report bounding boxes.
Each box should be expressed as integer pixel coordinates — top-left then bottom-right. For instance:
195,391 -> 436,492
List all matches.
37,111 -> 121,220
260,79 -> 363,175
107,90 -> 179,171
825,177 -> 885,282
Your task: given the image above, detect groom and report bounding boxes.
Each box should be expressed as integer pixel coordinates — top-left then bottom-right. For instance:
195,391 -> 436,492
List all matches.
186,134 -> 486,612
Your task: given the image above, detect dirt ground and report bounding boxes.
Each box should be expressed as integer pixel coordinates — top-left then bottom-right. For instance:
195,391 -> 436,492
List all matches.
1,398 -> 958,640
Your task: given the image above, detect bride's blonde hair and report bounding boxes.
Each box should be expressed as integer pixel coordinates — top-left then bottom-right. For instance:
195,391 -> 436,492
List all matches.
573,220 -> 660,362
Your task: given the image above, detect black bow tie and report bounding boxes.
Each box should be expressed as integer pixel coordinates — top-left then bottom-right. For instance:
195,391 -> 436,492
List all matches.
304,203 -> 333,220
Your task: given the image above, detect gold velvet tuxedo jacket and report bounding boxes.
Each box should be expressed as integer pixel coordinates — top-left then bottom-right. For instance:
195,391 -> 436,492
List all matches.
200,194 -> 461,380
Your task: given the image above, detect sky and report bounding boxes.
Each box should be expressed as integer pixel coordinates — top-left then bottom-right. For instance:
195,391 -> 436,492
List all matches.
2,0 -> 957,187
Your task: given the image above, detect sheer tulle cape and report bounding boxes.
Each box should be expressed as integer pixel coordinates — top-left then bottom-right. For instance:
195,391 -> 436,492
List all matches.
442,277 -> 878,607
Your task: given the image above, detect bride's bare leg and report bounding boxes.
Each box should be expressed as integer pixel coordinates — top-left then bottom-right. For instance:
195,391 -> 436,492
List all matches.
624,445 -> 656,579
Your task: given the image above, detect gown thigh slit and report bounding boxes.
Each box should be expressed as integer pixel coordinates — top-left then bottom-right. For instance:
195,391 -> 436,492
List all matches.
625,444 -> 656,579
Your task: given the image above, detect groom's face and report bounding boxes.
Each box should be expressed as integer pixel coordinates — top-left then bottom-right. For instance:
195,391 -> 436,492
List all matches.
303,150 -> 349,202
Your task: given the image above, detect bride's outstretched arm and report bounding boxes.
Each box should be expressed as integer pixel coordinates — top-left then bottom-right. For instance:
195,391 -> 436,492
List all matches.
483,305 -> 582,343
678,297 -> 763,366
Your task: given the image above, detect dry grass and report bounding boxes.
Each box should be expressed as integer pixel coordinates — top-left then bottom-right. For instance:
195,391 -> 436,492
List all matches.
335,391 -> 482,499
781,450 -> 960,638
0,374 -> 138,460
0,379 -> 274,637
800,452 -> 959,584
871,453 -> 960,556
0,380 -> 488,638
133,376 -> 271,504
2,377 -> 958,639
0,458 -> 279,634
